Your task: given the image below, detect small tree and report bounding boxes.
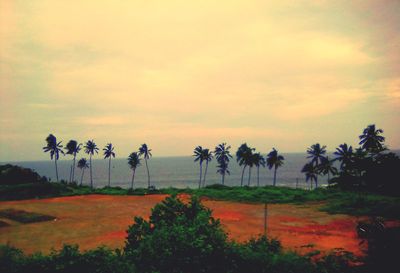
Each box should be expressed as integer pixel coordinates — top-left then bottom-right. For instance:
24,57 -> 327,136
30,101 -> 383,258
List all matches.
124,196 -> 228,273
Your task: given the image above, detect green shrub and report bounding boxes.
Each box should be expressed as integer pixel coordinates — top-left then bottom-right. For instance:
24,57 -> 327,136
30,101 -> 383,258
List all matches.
124,196 -> 228,273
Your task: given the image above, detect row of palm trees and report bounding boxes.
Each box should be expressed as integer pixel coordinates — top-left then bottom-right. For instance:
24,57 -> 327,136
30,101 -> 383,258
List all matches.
42,124 -> 385,189
300,124 -> 386,189
43,135 -> 151,189
193,143 -> 285,188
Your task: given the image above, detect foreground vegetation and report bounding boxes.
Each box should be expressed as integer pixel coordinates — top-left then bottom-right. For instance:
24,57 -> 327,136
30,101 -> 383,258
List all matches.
1,196 -> 398,273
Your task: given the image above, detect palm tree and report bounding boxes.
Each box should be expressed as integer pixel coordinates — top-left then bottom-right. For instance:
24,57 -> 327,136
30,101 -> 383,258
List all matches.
253,153 -> 266,187
266,148 -> 285,186
236,143 -> 254,186
127,152 -> 141,189
306,143 -> 327,188
43,134 -> 64,182
216,160 -> 230,185
333,143 -> 354,170
103,143 -> 116,187
301,162 -> 318,189
319,156 -> 337,182
214,143 -> 232,185
65,140 -> 81,183
138,144 -> 152,188
77,158 -> 89,186
359,124 -> 385,153
84,140 -> 99,189
214,143 -> 232,163
193,146 -> 205,188
201,149 -> 213,187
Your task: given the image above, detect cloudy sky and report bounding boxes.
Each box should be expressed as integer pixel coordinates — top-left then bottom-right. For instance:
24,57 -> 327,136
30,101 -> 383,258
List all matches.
1,0 -> 399,161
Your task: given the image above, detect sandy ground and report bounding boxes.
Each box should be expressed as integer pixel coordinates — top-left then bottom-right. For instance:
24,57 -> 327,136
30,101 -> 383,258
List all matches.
0,194 -> 368,256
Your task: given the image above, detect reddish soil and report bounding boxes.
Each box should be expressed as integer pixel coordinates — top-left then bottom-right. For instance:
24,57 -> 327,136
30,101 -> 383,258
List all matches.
0,194 -> 379,256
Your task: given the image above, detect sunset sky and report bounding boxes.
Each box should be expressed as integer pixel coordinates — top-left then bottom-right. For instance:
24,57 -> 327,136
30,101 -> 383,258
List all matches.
1,0 -> 399,161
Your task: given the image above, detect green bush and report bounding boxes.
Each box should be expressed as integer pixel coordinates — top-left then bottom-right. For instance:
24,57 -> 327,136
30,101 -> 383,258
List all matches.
0,244 -> 135,273
124,195 -> 228,273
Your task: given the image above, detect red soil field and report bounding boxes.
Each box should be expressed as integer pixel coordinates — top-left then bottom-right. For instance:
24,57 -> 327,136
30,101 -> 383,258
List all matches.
0,194 -> 372,256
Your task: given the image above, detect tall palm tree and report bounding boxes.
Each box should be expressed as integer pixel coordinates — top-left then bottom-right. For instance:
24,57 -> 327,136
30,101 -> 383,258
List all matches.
65,140 -> 81,183
201,149 -> 213,187
301,162 -> 318,190
306,143 -> 327,188
138,144 -> 152,188
43,134 -> 64,182
333,143 -> 354,171
216,160 -> 230,185
214,143 -> 232,185
84,140 -> 99,189
236,143 -> 254,186
319,156 -> 337,182
253,153 -> 266,187
359,124 -> 385,153
77,158 -> 89,186
266,148 -> 285,186
103,143 -> 116,187
127,152 -> 141,190
193,146 -> 205,188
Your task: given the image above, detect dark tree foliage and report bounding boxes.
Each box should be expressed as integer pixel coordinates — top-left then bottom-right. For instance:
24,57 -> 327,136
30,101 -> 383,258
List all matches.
0,244 -> 135,273
124,196 -> 228,273
0,164 -> 47,185
357,218 -> 400,273
330,125 -> 400,196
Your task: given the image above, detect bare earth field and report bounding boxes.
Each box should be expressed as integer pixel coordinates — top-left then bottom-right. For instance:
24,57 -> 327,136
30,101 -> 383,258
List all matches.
0,194 -> 367,256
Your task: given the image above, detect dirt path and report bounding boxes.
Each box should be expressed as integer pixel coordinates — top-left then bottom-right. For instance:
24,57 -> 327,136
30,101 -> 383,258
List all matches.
0,194 -> 367,255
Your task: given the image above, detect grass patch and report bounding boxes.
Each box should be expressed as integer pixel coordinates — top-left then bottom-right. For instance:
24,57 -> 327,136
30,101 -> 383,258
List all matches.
0,209 -> 56,223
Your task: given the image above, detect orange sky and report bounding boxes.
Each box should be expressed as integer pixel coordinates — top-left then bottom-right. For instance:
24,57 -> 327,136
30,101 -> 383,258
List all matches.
0,0 -> 399,161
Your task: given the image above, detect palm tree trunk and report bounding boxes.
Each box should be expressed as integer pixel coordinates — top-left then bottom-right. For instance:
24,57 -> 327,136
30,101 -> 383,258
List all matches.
315,176 -> 318,188
257,166 -> 260,187
248,167 -> 252,186
327,172 -> 330,183
80,169 -> 85,186
240,165 -> 246,186
54,158 -> 59,182
222,173 -> 225,185
108,157 -> 111,187
203,161 -> 209,187
72,155 -> 76,183
273,166 -> 277,186
199,162 -> 203,189
145,158 -> 150,188
69,165 -> 72,183
89,154 -> 93,189
131,169 -> 136,190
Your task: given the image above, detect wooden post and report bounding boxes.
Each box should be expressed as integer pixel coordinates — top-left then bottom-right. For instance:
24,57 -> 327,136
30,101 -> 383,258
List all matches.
264,203 -> 268,237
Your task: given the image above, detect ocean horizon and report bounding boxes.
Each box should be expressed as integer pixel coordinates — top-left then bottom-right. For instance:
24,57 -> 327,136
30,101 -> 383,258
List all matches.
3,153 -> 334,189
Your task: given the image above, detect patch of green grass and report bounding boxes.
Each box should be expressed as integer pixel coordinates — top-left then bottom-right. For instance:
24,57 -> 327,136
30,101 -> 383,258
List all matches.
0,209 -> 56,223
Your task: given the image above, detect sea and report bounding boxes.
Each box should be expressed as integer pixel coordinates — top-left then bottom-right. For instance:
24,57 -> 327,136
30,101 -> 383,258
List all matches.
6,154 -> 334,189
